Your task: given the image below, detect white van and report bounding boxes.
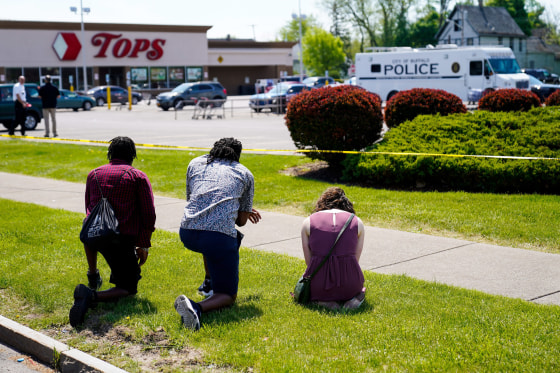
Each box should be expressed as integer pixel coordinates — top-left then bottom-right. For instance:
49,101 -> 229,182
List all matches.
355,45 -> 531,102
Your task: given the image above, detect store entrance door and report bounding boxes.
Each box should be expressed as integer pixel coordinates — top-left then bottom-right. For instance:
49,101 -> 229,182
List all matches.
98,67 -> 126,87
40,75 -> 61,88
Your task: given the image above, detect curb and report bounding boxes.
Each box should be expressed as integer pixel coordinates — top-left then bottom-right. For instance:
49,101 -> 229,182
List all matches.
0,315 -> 127,373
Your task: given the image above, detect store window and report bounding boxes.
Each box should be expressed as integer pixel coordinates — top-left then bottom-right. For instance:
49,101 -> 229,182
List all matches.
131,67 -> 149,88
61,67 -> 77,90
169,67 -> 185,87
6,68 -> 23,83
76,67 -> 93,92
24,68 -> 40,85
150,67 -> 166,88
187,67 -> 203,82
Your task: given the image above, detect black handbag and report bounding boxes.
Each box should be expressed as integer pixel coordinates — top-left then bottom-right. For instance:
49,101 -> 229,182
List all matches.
79,168 -> 129,247
294,213 -> 355,304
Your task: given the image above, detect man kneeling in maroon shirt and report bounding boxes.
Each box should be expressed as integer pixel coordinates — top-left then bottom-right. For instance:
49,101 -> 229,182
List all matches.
70,136 -> 157,327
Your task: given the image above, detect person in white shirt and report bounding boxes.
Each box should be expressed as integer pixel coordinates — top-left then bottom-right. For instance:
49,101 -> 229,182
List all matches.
11,76 -> 27,136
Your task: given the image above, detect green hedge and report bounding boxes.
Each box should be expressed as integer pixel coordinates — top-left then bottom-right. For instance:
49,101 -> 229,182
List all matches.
342,107 -> 560,194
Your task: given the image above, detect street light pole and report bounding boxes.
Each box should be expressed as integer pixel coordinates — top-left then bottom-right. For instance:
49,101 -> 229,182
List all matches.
71,1 -> 90,91
298,0 -> 304,82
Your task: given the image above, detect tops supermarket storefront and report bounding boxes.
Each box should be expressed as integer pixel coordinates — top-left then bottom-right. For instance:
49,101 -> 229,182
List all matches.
0,20 -> 295,95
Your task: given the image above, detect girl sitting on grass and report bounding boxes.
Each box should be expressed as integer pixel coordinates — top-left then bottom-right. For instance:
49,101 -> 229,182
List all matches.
300,187 -> 366,309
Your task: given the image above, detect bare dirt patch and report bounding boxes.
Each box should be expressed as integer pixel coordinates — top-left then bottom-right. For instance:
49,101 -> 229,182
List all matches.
42,323 -> 231,372
280,161 -> 342,183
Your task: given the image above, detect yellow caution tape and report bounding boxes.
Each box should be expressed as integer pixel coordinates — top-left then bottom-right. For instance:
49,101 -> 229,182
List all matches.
2,134 -> 560,161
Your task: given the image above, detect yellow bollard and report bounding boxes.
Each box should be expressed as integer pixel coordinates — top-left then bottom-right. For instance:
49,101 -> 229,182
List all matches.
70,85 -> 74,92
107,86 -> 111,110
128,86 -> 132,111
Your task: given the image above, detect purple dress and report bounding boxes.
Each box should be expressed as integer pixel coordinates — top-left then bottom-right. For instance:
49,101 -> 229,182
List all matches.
304,211 -> 364,302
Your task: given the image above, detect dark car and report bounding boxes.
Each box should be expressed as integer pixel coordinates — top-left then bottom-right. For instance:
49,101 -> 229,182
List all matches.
528,75 -> 560,102
156,82 -> 227,111
303,76 -> 336,89
86,85 -> 142,107
522,68 -> 559,84
0,83 -> 43,131
249,82 -> 308,113
285,84 -> 311,104
58,89 -> 96,111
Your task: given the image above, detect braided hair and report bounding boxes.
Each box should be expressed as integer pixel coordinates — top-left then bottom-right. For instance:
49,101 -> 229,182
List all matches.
313,187 -> 355,213
107,136 -> 137,163
207,137 -> 242,164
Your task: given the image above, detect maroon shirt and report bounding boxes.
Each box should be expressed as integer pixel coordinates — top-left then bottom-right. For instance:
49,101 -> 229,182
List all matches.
85,159 -> 156,248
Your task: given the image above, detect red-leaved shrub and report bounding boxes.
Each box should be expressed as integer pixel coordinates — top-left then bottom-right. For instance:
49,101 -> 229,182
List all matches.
478,88 -> 541,112
384,88 -> 467,128
545,90 -> 560,107
285,85 -> 383,167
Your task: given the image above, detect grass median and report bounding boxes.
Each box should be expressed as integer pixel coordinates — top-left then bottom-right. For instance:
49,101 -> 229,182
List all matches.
1,139 -> 560,253
1,199 -> 559,372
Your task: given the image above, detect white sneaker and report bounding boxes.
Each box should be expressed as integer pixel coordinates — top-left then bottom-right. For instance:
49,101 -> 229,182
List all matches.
174,295 -> 200,331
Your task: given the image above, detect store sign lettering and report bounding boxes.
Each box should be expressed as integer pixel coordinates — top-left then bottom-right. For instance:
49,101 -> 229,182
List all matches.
91,33 -> 166,60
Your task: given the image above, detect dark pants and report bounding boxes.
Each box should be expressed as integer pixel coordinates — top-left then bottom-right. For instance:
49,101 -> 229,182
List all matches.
11,101 -> 26,135
95,235 -> 141,294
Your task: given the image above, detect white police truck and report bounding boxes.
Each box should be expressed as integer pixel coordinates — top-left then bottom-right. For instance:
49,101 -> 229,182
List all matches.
355,45 -> 531,102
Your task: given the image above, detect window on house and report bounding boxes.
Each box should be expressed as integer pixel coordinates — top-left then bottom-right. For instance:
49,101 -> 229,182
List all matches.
454,19 -> 461,32
519,39 -> 523,52
467,38 -> 473,45
498,37 -> 503,45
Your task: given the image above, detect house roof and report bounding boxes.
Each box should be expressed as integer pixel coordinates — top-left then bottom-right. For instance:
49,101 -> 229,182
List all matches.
436,5 -> 526,39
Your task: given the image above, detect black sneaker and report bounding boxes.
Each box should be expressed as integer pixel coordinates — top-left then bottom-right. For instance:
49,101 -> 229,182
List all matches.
198,279 -> 213,297
69,284 -> 94,327
174,295 -> 201,331
87,270 -> 103,291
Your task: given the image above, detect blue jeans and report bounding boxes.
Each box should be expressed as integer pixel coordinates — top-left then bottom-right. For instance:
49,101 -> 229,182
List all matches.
179,228 -> 243,296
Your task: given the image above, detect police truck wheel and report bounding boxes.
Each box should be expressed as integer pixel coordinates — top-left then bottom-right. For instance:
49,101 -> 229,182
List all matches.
387,91 -> 399,101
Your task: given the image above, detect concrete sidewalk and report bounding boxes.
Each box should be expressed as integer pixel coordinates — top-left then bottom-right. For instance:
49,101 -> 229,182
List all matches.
1,170 -> 560,369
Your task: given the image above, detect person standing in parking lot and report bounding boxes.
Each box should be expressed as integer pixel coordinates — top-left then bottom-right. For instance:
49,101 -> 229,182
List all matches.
38,75 -> 60,137
11,75 -> 27,136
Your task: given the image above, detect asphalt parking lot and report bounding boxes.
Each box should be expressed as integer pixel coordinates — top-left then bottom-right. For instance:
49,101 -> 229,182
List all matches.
1,96 -> 298,153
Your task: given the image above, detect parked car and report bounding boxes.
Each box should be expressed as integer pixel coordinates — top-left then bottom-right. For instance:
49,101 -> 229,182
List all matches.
57,89 -> 96,111
156,81 -> 227,111
249,82 -> 306,113
528,75 -> 560,102
285,84 -> 311,104
303,76 -> 336,89
0,83 -> 42,131
522,68 -> 559,84
86,85 -> 142,107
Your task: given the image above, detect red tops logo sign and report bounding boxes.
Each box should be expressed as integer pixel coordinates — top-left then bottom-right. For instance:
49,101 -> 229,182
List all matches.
91,33 -> 166,60
52,32 -> 166,61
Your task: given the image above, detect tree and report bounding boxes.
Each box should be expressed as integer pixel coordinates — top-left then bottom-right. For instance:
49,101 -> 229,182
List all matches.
277,16 -> 318,41
302,27 -> 347,78
338,0 -> 379,50
323,0 -> 354,75
526,0 -> 546,29
408,5 -> 440,47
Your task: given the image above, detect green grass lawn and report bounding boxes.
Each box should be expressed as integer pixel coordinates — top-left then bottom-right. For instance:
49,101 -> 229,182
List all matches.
1,140 -> 560,253
1,199 -> 559,372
